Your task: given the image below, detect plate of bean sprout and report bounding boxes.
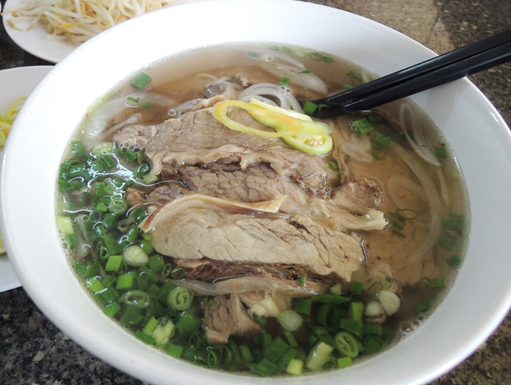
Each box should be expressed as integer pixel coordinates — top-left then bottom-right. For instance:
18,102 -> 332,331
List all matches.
1,0 -> 198,62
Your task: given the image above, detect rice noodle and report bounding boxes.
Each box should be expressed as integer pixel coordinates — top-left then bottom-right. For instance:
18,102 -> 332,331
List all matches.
390,142 -> 442,265
237,83 -> 303,112
399,103 -> 441,167
2,0 -> 195,44
342,142 -> 373,163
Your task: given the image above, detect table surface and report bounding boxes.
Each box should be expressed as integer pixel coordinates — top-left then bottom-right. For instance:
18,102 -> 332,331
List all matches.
1,0 -> 511,384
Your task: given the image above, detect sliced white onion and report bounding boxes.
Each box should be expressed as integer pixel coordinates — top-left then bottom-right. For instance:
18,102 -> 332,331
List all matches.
399,103 -> 441,166
247,48 -> 306,69
387,175 -> 428,209
258,62 -> 328,95
342,142 -> 373,163
390,142 -> 442,264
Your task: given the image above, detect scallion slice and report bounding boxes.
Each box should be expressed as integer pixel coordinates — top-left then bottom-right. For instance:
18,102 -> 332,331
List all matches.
131,73 -> 152,90
278,310 -> 303,332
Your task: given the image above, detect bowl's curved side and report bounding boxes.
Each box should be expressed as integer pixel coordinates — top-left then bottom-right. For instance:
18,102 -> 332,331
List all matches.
2,1 -> 511,384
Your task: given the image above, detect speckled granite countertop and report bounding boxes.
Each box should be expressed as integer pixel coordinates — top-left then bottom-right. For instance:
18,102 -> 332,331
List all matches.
1,0 -> 511,384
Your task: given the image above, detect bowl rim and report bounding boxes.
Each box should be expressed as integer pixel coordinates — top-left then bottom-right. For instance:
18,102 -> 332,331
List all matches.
3,1 -> 511,384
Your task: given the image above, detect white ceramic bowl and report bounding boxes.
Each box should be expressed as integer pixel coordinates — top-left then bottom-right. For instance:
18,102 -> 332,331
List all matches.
3,1 -> 511,384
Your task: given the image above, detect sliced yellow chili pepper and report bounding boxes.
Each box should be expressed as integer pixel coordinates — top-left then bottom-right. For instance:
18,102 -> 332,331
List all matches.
212,100 -> 303,138
212,99 -> 333,155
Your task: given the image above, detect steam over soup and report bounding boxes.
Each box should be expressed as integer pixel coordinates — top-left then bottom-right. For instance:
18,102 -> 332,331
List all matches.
56,43 -> 468,376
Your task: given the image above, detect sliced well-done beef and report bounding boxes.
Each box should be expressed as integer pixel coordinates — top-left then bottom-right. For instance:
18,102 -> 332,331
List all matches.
202,294 -> 263,344
140,194 -> 366,281
113,108 -> 332,195
177,258 -> 338,287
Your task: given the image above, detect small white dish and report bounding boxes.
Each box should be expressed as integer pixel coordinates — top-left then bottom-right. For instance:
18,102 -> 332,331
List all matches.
2,0 -> 75,63
0,65 -> 53,292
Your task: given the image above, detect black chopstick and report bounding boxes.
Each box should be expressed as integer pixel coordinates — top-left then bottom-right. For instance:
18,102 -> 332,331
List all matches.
310,29 -> 511,117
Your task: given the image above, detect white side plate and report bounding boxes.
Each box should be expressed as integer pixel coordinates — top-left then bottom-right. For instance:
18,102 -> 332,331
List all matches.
0,65 -> 53,292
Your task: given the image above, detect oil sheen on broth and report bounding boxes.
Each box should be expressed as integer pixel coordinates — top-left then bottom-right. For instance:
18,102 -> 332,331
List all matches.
56,43 -> 468,376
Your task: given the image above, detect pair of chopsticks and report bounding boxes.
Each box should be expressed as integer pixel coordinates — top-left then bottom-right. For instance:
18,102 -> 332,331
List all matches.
310,29 -> 511,117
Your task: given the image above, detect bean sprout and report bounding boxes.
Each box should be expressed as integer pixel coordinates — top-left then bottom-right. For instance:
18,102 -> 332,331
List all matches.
2,0 -> 195,44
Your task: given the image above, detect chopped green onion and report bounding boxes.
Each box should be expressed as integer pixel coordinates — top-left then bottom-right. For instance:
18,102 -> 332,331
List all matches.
300,69 -> 312,74
229,339 -> 242,365
277,347 -> 297,370
367,113 -> 382,123
131,73 -> 152,90
447,255 -> 461,267
373,131 -> 391,149
337,356 -> 353,368
278,310 -> 303,332
141,102 -> 151,110
413,297 -> 432,315
326,160 -> 339,171
167,287 -> 194,311
305,341 -> 334,371
247,52 -> 259,58
176,312 -> 201,333
435,146 -> 447,158
149,254 -> 165,272
86,277 -> 105,293
143,316 -> 159,335
167,343 -> 184,358
108,197 -> 128,215
428,278 -> 445,289
253,358 -> 278,377
294,297 -> 312,315
441,215 -> 464,235
363,323 -> 383,337
279,77 -> 290,86
283,330 -> 298,348
313,294 -> 350,304
120,290 -> 150,308
338,319 -> 364,339
135,330 -> 156,345
120,306 -> 144,326
122,245 -> 149,266
127,96 -> 140,103
438,231 -> 460,251
350,117 -> 373,134
264,336 -> 289,361
330,282 -> 343,295
286,358 -> 304,375
105,255 -> 123,272
116,272 -> 134,290
364,335 -> 383,354
239,345 -> 253,364
350,281 -> 364,296
103,301 -> 121,317
349,302 -> 364,323
303,101 -> 318,116
171,266 -> 187,279
316,305 -> 340,332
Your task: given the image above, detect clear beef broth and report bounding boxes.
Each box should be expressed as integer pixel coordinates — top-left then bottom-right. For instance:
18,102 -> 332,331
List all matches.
58,43 -> 468,376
